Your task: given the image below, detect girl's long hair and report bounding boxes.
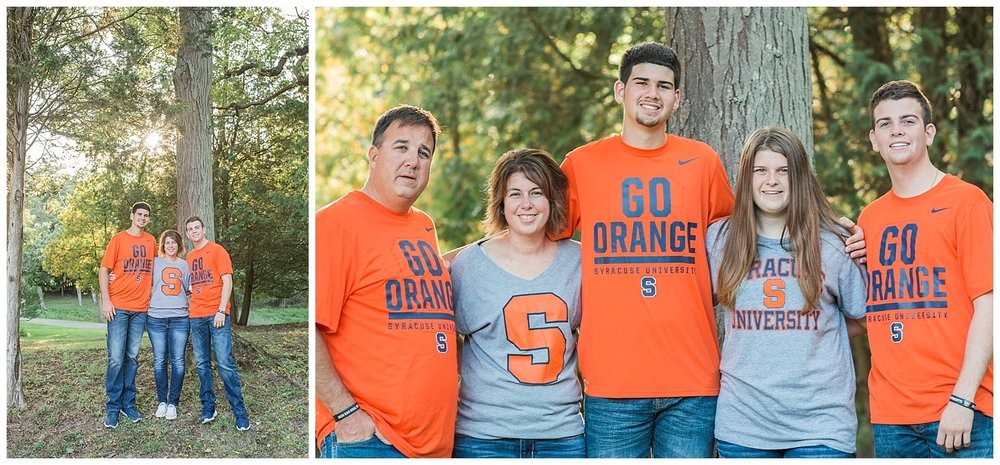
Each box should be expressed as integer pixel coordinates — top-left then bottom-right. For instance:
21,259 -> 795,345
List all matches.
715,127 -> 848,314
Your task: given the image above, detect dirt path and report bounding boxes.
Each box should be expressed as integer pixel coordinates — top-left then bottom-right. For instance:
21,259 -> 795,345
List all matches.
21,318 -> 105,330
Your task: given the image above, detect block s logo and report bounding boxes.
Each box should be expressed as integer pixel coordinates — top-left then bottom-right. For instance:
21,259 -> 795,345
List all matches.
641,276 -> 656,297
890,322 -> 903,343
435,332 -> 448,353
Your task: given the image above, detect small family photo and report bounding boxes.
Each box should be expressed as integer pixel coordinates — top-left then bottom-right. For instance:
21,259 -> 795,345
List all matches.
6,6 -> 309,458
313,5 -> 992,459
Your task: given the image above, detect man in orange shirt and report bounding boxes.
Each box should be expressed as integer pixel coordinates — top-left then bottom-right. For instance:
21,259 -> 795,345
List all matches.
315,105 -> 458,458
100,201 -> 156,428
859,80 -> 992,457
185,216 -> 250,431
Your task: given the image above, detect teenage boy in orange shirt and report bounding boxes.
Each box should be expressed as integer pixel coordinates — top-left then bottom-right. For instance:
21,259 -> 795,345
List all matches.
859,80 -> 992,458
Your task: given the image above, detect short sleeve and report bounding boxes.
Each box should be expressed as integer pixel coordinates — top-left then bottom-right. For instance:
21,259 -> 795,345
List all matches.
956,191 -> 993,299
837,254 -> 868,320
315,207 -> 354,334
215,244 -> 234,277
706,152 -> 735,224
100,234 -> 119,269
554,155 -> 580,240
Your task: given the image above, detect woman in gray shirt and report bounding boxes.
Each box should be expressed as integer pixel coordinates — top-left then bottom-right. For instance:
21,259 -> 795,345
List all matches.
146,229 -> 191,421
449,148 -> 584,458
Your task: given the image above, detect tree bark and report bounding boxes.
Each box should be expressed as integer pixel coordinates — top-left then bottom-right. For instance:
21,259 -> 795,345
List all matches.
665,7 -> 814,180
173,7 -> 216,243
665,7 -> 813,345
37,286 -> 46,309
7,6 -> 36,409
952,7 -> 990,182
76,286 -> 83,306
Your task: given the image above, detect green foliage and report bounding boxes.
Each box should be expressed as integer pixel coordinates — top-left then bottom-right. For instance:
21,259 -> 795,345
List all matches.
316,7 -> 665,249
811,7 -> 993,220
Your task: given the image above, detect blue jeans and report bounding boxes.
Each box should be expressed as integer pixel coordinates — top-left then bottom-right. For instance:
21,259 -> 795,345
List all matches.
147,316 -> 189,405
716,439 -> 854,458
453,433 -> 586,458
873,411 -> 993,458
105,309 -> 146,413
319,431 -> 406,458
584,394 -> 716,458
190,315 -> 247,418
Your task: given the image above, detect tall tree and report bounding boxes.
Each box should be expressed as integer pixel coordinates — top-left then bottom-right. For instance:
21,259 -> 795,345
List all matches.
666,7 -> 814,177
174,7 -> 216,241
7,6 -> 37,409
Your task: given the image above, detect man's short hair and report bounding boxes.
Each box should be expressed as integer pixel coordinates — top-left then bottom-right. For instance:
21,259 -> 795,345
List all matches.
184,215 -> 203,228
619,42 -> 682,88
371,105 -> 442,151
132,202 -> 151,214
869,80 -> 934,128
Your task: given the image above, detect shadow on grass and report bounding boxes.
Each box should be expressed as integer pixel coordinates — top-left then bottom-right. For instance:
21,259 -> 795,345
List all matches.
6,322 -> 308,458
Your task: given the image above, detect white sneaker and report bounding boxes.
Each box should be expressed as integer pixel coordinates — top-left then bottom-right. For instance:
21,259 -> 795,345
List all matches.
155,402 -> 167,418
165,404 -> 177,420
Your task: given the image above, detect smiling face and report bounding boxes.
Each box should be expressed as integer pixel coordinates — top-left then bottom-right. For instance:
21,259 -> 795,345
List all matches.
615,62 -> 681,130
869,97 -> 936,168
185,220 -> 205,244
163,235 -> 179,258
502,172 -> 550,239
751,150 -> 790,218
130,208 -> 150,230
365,120 -> 435,213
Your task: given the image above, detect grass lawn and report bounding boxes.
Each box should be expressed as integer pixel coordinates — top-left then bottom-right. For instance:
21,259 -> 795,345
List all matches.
29,294 -> 306,326
6,322 -> 307,458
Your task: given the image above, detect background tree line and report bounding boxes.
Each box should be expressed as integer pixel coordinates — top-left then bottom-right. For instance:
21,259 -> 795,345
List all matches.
314,7 -> 992,457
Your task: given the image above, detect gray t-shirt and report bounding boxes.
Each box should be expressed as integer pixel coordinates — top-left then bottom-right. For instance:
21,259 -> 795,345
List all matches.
148,256 -> 190,318
451,238 -> 583,440
706,220 -> 867,454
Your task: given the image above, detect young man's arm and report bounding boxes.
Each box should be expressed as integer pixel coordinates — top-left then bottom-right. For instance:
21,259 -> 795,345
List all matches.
837,217 -> 867,263
214,273 -> 233,328
316,335 -> 376,442
936,291 -> 993,453
99,267 -> 115,321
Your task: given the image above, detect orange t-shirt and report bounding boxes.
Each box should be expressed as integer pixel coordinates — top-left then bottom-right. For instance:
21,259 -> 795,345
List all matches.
859,174 -> 993,424
187,241 -> 234,318
100,230 -> 157,312
560,134 -> 734,397
315,191 -> 458,458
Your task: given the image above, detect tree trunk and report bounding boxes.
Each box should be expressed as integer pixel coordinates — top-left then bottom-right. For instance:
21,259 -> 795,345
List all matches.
36,286 -> 45,309
173,7 -> 216,243
847,8 -> 893,69
91,286 -> 98,304
665,7 -> 814,179
238,258 -> 254,326
7,6 -> 36,409
952,7 -> 990,182
76,286 -> 84,306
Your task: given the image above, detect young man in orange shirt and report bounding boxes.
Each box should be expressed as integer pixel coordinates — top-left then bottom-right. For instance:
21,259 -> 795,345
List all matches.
185,216 -> 250,431
859,80 -> 992,458
100,202 -> 156,428
315,105 -> 458,458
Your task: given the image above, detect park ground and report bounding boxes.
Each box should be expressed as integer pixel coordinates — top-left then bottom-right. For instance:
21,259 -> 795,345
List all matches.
6,294 -> 308,458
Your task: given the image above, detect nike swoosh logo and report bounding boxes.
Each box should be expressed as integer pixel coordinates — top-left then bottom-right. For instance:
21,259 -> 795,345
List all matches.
931,207 -> 949,214
678,157 -> 698,165
425,227 -> 434,232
